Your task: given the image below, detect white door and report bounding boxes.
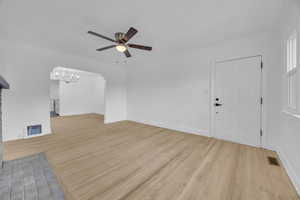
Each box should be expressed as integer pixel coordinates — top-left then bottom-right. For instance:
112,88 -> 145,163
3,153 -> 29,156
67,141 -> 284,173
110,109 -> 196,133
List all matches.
214,56 -> 262,147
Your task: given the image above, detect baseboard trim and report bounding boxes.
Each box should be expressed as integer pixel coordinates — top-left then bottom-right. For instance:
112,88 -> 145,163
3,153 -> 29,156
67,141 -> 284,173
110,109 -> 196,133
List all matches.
276,146 -> 300,196
3,132 -> 52,142
23,132 -> 52,139
128,118 -> 210,138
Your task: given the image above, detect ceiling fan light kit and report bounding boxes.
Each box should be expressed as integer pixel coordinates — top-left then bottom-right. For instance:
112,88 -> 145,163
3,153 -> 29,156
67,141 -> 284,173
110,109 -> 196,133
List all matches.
116,44 -> 127,52
88,27 -> 152,58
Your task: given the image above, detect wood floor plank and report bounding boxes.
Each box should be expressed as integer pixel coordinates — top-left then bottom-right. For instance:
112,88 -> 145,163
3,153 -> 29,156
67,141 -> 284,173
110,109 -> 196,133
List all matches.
72,132 -> 186,199
3,114 -> 299,200
61,130 -> 172,188
122,137 -> 214,200
90,135 -> 201,200
55,126 -> 162,175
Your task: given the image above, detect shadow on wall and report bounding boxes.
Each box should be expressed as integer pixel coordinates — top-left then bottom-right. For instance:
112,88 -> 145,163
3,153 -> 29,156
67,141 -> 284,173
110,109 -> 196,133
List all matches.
50,66 -> 106,118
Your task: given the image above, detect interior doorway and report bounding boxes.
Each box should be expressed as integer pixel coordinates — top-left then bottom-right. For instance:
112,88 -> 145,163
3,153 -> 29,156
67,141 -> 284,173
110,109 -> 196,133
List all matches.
211,56 -> 263,147
50,80 -> 60,117
49,67 -> 106,123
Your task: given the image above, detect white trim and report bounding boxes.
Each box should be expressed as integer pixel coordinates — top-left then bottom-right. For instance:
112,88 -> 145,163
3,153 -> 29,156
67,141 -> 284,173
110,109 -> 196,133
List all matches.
215,55 -> 263,64
286,31 -> 297,73
282,110 -> 300,120
128,118 -> 210,137
3,132 -> 52,142
287,69 -> 298,111
23,132 -> 52,139
209,60 -> 216,138
276,146 -> 300,196
210,55 -> 265,148
286,31 -> 298,111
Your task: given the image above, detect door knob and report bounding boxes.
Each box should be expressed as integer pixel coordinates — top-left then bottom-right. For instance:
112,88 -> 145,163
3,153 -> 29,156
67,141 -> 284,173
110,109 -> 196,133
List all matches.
215,103 -> 222,107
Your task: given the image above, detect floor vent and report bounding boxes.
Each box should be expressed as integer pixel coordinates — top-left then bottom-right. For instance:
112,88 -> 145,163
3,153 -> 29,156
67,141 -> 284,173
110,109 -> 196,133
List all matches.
27,125 -> 42,136
268,156 -> 280,166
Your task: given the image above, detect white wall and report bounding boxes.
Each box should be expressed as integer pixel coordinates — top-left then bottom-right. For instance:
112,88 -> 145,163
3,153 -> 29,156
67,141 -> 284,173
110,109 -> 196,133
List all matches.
0,40 -> 127,141
127,31 -> 282,149
124,0 -> 300,194
277,0 -> 300,194
59,71 -> 105,116
50,80 -> 59,100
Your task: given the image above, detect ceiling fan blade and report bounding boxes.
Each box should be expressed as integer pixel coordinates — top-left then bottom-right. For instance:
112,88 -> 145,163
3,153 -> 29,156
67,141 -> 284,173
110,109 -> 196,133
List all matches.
124,50 -> 131,58
96,45 -> 116,51
128,44 -> 152,51
123,27 -> 138,42
88,31 -> 116,43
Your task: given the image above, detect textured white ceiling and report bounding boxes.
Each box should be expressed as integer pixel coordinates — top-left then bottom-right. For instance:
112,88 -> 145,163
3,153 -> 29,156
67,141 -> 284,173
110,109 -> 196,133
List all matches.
0,0 -> 290,62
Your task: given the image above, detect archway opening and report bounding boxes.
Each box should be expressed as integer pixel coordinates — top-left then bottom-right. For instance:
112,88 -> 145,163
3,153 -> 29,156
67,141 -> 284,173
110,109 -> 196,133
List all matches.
49,67 -> 106,132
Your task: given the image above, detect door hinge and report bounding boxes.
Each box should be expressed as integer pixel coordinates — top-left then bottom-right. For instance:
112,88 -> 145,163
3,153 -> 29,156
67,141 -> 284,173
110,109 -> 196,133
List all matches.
260,129 -> 263,137
261,62 -> 263,69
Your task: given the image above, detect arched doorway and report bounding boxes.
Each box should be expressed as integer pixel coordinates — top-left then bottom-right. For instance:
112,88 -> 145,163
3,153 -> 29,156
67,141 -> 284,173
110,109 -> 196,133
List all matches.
49,67 -> 106,132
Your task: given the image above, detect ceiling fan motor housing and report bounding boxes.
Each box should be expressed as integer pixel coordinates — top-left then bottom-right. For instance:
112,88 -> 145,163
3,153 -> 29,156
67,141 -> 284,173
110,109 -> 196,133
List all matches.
115,32 -> 126,43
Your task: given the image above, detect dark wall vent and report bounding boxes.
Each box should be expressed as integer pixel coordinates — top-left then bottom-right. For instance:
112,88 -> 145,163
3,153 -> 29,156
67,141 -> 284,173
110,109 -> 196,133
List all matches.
27,125 -> 42,136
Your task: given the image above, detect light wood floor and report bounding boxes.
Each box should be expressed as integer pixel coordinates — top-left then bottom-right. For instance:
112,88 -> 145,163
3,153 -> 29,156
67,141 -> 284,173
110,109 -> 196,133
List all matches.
4,114 -> 299,200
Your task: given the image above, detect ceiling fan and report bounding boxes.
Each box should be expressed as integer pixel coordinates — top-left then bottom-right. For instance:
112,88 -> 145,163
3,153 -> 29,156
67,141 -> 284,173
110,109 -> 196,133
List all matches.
87,27 -> 152,58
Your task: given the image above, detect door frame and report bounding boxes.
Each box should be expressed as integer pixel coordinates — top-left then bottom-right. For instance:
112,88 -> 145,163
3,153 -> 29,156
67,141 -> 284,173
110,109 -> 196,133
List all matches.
209,55 -> 265,148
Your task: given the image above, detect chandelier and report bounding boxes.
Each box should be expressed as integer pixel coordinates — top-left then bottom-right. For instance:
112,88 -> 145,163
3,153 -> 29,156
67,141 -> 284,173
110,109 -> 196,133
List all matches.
50,67 -> 80,83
